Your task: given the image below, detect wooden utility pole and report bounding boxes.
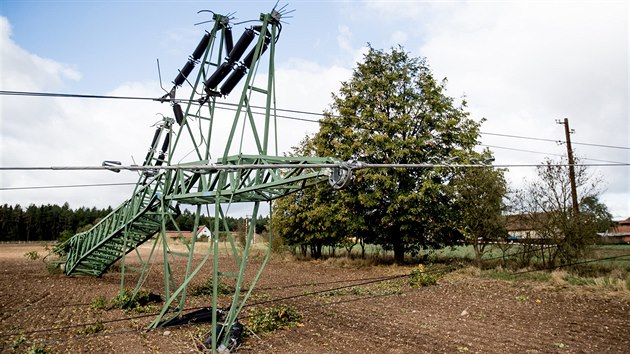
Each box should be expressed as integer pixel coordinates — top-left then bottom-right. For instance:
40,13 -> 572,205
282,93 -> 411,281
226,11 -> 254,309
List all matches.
558,118 -> 579,214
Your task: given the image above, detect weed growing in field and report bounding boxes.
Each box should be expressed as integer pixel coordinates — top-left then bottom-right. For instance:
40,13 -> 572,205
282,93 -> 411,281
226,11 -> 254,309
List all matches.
245,305 -> 302,334
409,264 -> 438,288
77,320 -> 105,335
375,280 -> 404,295
189,278 -> 232,296
46,264 -> 63,275
111,288 -> 162,311
23,343 -> 54,354
11,334 -> 26,353
91,296 -> 108,311
23,251 -> 40,260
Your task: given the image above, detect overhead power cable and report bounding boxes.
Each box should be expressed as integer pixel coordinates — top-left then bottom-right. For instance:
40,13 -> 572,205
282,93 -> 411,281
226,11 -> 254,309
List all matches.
0,162 -> 628,173
0,182 -> 137,191
480,144 -> 627,165
1,90 -> 628,151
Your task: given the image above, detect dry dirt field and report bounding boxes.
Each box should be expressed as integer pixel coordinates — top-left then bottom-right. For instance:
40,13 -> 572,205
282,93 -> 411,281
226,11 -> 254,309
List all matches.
1,242 -> 629,353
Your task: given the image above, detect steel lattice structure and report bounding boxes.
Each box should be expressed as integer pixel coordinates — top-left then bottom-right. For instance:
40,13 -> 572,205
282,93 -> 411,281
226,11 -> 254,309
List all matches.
48,6 -> 340,353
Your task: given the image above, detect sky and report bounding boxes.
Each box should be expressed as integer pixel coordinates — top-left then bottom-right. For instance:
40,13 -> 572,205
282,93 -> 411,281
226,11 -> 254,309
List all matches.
0,0 -> 628,219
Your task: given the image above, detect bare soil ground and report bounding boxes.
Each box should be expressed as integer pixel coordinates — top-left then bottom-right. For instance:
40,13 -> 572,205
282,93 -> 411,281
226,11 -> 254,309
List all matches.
1,243 -> 629,353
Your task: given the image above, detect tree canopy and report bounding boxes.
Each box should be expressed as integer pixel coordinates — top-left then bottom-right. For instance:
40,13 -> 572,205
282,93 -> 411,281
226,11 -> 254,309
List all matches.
513,157 -> 613,266
274,46 -> 501,262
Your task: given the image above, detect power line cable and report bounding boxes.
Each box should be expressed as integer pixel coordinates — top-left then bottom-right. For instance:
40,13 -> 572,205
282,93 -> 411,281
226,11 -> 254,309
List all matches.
0,182 -> 137,191
480,144 -> 627,165
0,162 -> 628,172
1,90 -> 628,151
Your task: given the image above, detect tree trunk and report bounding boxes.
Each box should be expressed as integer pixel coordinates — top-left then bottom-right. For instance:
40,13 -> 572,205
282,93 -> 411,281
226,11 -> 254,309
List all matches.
393,242 -> 405,264
472,242 -> 482,268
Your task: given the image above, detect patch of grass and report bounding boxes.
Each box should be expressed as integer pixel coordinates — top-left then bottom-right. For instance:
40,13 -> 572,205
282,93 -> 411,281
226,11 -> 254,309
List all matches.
189,278 -> 232,296
245,305 -> 302,334
24,251 -> 40,260
482,268 -> 552,283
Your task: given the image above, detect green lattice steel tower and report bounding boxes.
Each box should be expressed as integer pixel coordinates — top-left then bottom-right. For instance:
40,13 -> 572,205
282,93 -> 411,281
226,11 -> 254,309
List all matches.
49,6 -> 339,353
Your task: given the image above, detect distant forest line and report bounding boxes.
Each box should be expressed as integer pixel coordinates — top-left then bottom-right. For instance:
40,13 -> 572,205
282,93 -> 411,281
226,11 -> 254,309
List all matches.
0,203 -> 267,242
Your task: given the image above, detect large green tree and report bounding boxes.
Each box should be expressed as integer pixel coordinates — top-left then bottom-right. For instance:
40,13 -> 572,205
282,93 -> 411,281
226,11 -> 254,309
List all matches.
310,46 -> 482,263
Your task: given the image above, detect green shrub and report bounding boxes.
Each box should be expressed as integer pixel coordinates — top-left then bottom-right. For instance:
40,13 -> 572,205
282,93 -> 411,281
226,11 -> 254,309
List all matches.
24,343 -> 54,354
24,251 -> 40,260
111,288 -> 161,310
11,334 -> 26,352
246,305 -> 302,334
78,320 -> 105,335
91,296 -> 108,310
409,264 -> 438,287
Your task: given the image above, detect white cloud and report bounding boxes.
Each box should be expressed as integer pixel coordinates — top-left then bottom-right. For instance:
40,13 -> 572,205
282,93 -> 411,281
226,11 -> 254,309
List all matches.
408,1 -> 629,218
337,25 -> 353,54
1,16 -> 168,208
0,17 -> 81,91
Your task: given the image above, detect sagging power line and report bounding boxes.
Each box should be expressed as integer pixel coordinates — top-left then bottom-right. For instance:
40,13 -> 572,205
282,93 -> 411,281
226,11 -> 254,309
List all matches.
1,89 -> 628,151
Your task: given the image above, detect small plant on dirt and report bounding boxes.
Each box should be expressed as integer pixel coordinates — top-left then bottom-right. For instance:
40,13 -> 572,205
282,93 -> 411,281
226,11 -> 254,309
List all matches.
91,295 -> 108,311
375,280 -> 405,295
409,264 -> 438,288
24,251 -> 40,260
189,278 -> 232,296
11,334 -> 26,353
24,343 -> 54,354
111,288 -> 161,311
46,264 -> 63,275
245,305 -> 303,334
78,319 -> 105,335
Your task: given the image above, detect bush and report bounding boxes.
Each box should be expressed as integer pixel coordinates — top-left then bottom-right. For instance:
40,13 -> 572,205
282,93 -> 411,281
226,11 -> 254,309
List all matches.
409,264 -> 438,287
77,320 -> 105,335
91,296 -> 108,310
111,288 -> 161,311
246,305 -> 302,334
24,251 -> 40,260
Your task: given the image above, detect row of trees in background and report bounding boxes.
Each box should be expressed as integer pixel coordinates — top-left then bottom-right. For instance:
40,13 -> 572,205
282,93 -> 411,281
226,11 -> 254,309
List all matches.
0,203 -> 112,242
271,45 -> 613,266
0,203 -> 269,243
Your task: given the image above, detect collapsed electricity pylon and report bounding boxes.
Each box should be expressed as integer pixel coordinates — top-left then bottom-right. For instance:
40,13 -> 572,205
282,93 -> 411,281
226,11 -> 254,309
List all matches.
48,6 -> 342,352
